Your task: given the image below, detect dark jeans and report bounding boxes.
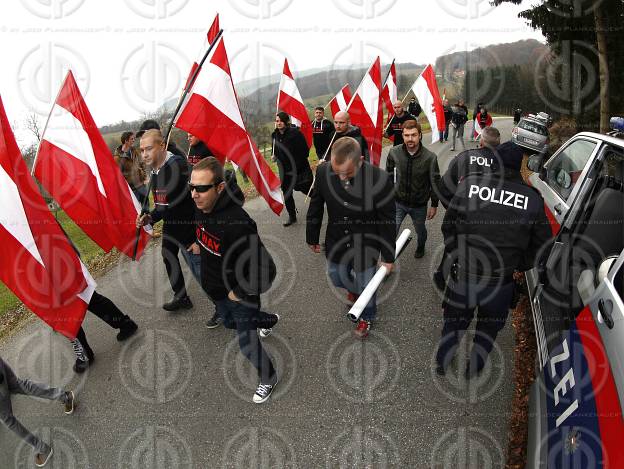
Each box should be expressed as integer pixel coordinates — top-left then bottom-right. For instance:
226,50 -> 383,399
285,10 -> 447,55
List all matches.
436,279 -> 514,370
328,262 -> 377,321
282,173 -> 312,219
0,358 -> 67,454
72,291 -> 130,360
161,234 -> 193,300
214,298 -> 277,384
396,202 -> 427,249
439,123 -> 450,142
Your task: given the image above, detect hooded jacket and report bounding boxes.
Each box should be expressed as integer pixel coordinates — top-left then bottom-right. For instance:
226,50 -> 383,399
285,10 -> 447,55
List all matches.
329,125 -> 370,162
188,140 -> 213,166
195,172 -> 275,307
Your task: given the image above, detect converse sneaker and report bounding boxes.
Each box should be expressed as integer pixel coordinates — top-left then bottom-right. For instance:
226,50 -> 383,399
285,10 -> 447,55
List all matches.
354,319 -> 371,339
253,378 -> 278,404
63,391 -> 75,415
259,314 -> 280,338
205,311 -> 222,329
35,447 -> 53,467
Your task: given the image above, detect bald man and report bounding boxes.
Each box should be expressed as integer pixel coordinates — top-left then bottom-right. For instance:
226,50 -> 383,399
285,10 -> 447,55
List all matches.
384,101 -> 416,146
327,111 -> 369,162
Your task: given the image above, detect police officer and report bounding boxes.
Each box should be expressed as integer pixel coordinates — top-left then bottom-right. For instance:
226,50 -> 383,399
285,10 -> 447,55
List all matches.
434,141 -> 551,378
434,127 -> 502,290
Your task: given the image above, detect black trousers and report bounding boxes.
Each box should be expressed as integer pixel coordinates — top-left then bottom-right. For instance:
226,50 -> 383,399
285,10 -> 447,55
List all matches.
435,279 -> 514,370
74,291 -> 129,358
161,234 -> 188,300
282,173 -> 312,219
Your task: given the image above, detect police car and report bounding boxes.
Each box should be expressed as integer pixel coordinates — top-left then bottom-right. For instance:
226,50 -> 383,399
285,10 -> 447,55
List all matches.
512,113 -> 550,153
524,117 -> 624,467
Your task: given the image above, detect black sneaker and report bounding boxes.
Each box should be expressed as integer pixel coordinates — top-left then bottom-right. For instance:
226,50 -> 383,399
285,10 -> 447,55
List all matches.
414,246 -> 425,258
435,365 -> 446,376
73,349 -> 94,374
163,296 -> 193,311
253,377 -> 278,404
283,217 -> 297,227
205,312 -> 222,329
259,314 -> 280,338
116,319 -> 138,341
64,391 -> 75,415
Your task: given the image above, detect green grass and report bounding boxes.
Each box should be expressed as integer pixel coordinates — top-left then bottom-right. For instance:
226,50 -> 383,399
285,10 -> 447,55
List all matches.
0,211 -> 105,318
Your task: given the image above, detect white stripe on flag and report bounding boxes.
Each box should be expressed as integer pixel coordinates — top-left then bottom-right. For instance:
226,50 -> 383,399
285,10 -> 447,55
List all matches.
357,73 -> 379,124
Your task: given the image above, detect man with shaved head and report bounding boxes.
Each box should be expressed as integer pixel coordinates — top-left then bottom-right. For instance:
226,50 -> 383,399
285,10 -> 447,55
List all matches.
384,100 -> 416,146
327,111 -> 369,162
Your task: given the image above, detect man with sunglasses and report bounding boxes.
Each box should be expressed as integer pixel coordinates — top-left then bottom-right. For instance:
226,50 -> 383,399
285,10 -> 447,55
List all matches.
136,129 -> 198,312
190,157 -> 280,404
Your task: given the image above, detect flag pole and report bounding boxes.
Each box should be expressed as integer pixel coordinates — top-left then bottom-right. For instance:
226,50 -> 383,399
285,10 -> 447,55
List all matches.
132,29 -> 224,261
381,59 -> 398,135
304,64 -> 374,202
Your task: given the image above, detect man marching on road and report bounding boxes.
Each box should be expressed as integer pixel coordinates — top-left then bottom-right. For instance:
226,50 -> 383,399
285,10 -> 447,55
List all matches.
190,157 -> 280,404
136,129 -> 200,312
311,106 -> 335,159
0,357 -> 76,467
328,111 -> 370,162
384,101 -> 416,146
307,137 -> 396,339
386,120 -> 440,259
435,142 -> 551,378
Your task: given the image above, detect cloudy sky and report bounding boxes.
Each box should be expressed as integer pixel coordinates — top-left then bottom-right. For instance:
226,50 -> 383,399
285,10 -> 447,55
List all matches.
0,0 -> 543,145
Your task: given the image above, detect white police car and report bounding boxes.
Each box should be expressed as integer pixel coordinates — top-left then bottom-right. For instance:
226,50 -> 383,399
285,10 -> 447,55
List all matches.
524,117 -> 624,467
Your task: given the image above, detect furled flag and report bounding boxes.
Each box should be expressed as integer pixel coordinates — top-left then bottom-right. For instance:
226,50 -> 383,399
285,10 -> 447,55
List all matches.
33,71 -> 150,259
184,13 -> 221,92
277,58 -> 312,148
0,95 -> 95,339
411,64 -> 445,144
381,60 -> 397,116
347,57 -> 384,166
173,34 -> 284,215
328,84 -> 352,118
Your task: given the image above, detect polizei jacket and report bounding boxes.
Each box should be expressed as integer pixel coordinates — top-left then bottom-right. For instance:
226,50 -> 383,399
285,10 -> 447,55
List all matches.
306,161 -> 396,272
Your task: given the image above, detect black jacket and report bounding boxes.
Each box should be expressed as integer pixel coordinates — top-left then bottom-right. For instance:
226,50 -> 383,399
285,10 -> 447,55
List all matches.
306,162 -> 396,271
443,105 -> 453,128
386,143 -> 440,208
442,172 -> 551,283
451,105 -> 469,126
408,101 -> 422,117
384,112 -> 416,146
149,153 -> 196,246
188,141 -> 213,166
329,126 -> 370,162
168,141 -> 186,159
312,118 -> 335,159
195,173 -> 274,307
438,146 -> 500,209
272,127 -> 312,183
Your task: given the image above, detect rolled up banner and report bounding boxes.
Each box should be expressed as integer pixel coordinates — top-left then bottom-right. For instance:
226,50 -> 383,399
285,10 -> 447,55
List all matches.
347,229 -> 412,322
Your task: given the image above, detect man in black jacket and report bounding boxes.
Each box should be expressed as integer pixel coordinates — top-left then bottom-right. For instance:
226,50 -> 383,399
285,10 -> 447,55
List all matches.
272,112 -> 313,226
307,137 -> 396,339
328,111 -> 370,162
187,132 -> 213,166
136,119 -> 186,159
312,106 -> 335,160
450,99 -> 469,152
435,143 -> 551,378
190,157 -> 280,404
384,101 -> 416,146
136,129 -> 199,311
408,97 -> 422,118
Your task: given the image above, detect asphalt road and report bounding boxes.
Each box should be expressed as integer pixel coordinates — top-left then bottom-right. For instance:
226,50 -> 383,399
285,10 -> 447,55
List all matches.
1,119 -> 516,468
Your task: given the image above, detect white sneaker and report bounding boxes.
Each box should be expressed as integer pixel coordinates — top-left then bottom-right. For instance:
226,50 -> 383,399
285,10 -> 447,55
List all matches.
253,378 -> 278,404
258,314 -> 279,338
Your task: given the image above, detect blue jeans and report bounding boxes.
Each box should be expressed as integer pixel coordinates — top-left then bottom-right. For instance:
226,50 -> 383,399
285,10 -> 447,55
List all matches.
213,298 -> 277,384
396,202 -> 427,249
180,249 -> 201,284
328,262 -> 377,321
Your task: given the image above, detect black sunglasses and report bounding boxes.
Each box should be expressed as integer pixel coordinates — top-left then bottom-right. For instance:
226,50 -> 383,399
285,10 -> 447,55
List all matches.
188,182 -> 218,193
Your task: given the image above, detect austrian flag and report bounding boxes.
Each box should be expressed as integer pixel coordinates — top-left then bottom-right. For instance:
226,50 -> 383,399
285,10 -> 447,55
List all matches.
277,58 -> 312,148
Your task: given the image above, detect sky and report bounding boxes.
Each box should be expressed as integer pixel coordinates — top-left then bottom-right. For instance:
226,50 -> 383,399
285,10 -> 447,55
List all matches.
0,0 -> 544,146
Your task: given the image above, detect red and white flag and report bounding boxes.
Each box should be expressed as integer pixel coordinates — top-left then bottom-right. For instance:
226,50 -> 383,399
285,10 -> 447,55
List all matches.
381,61 -> 397,116
329,84 -> 352,118
184,13 -> 221,91
277,58 -> 312,148
0,95 -> 95,339
33,71 -> 150,259
174,35 -> 284,215
411,64 -> 445,144
347,57 -> 384,166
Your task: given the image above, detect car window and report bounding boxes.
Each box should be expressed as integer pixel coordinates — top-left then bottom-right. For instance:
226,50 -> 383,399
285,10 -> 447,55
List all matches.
519,119 -> 548,136
546,139 -> 597,200
600,147 -> 624,182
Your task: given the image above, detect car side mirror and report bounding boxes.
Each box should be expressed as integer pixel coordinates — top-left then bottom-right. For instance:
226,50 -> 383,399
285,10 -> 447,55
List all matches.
597,256 -> 618,286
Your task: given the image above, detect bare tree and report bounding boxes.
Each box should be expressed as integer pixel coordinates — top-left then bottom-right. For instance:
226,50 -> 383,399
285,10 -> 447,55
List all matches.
25,112 -> 42,142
